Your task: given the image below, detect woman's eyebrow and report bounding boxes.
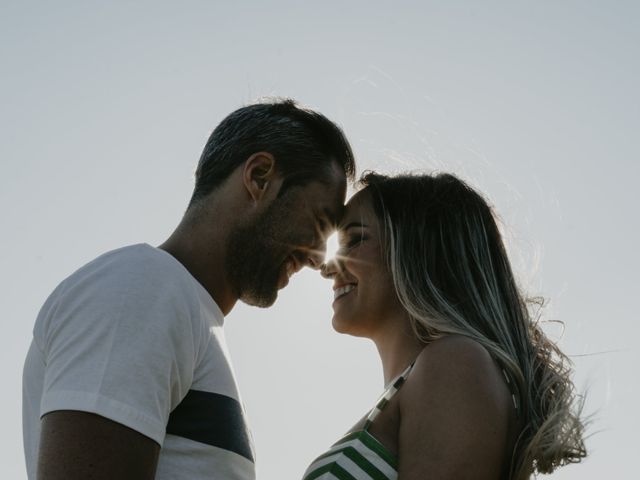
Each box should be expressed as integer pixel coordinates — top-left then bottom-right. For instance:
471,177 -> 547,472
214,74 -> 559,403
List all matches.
339,221 -> 369,231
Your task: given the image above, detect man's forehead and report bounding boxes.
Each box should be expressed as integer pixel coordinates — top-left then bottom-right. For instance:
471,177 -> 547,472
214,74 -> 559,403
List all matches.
320,204 -> 344,227
324,159 -> 348,198
305,186 -> 344,226
305,174 -> 347,220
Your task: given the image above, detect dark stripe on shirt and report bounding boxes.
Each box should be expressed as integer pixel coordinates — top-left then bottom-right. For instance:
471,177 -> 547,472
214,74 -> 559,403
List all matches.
166,390 -> 254,462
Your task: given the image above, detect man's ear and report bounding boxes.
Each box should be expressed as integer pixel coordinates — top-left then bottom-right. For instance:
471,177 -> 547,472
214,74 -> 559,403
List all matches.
242,152 -> 277,203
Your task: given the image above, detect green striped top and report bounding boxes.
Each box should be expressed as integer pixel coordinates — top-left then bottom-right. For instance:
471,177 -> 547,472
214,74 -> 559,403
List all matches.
302,363 -> 415,480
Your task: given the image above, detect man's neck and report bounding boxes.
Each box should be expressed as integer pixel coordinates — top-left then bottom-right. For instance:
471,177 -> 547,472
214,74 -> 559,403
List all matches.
159,205 -> 237,316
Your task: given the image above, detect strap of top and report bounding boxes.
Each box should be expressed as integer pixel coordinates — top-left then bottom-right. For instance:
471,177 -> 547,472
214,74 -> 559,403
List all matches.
361,359 -> 519,432
363,362 -> 415,431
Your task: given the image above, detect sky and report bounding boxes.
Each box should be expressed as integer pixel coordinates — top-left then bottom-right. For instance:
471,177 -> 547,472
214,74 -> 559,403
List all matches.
1,1 -> 638,478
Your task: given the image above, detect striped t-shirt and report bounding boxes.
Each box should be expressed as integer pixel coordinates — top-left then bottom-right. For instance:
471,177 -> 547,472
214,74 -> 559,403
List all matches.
23,244 -> 255,479
303,363 -> 414,480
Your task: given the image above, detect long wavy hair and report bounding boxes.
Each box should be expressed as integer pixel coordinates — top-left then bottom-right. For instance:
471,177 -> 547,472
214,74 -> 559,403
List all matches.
359,171 -> 586,479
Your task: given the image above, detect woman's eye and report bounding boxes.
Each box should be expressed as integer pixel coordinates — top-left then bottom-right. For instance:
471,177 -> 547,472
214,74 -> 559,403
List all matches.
347,236 -> 363,248
337,235 -> 365,255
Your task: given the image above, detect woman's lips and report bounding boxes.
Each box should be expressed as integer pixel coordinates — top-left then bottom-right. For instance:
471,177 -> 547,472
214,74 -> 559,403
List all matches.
333,283 -> 357,301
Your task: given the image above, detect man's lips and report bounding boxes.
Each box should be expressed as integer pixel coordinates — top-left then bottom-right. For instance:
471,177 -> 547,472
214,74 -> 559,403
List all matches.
278,255 -> 303,289
285,255 -> 303,277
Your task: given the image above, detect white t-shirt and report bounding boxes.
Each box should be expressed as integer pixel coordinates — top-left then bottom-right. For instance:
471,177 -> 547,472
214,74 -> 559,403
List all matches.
22,244 -> 255,479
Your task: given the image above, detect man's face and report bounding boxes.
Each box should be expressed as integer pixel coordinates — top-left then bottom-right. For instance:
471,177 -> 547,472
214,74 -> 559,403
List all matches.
226,163 -> 347,307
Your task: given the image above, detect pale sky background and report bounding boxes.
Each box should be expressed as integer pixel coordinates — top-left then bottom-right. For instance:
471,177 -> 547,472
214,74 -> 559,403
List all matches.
1,1 -> 638,478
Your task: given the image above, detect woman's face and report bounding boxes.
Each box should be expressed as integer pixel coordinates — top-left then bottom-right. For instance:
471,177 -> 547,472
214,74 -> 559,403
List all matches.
322,190 -> 405,337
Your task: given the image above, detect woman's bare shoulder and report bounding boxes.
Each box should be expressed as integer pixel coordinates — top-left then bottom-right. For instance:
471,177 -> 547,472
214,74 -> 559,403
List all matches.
396,335 -> 513,479
408,334 -> 508,396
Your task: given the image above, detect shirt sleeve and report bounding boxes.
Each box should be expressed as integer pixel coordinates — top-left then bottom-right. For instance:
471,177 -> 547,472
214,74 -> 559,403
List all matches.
38,257 -> 202,446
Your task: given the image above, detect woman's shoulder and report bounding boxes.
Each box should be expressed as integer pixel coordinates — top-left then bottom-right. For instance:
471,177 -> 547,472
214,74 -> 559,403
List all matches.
401,335 -> 511,424
418,333 -> 492,360
396,335 -> 514,478
413,334 -> 504,375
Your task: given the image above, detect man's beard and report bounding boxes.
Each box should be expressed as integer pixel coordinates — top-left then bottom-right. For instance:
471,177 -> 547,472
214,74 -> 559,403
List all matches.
225,200 -> 293,308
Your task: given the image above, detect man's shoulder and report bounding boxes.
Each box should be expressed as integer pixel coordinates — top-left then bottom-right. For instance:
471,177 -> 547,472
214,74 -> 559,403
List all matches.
86,243 -> 178,273
44,243 -> 205,322
70,244 -> 191,289
35,244 -> 212,345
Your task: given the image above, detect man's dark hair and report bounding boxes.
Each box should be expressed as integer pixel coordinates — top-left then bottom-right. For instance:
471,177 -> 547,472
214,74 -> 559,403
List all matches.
189,98 -> 356,207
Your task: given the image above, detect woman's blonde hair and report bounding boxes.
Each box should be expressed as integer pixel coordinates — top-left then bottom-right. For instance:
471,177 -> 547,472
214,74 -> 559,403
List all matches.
359,171 -> 586,479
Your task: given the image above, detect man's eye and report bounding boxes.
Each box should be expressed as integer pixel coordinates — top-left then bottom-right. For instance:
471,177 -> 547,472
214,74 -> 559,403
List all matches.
316,217 -> 332,237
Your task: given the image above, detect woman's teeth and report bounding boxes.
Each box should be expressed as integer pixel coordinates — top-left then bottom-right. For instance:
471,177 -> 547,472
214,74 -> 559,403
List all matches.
334,284 -> 356,300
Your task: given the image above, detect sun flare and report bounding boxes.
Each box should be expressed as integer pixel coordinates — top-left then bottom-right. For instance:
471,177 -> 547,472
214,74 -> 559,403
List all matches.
325,232 -> 339,264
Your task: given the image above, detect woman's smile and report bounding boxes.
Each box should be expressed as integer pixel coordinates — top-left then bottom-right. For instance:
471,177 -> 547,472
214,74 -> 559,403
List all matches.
333,283 -> 357,302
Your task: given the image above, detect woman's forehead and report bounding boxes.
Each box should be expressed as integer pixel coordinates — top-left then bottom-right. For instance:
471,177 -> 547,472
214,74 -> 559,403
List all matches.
339,190 -> 374,227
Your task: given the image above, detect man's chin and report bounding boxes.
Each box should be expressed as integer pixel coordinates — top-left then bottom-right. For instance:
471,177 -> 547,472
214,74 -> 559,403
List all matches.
239,289 -> 278,308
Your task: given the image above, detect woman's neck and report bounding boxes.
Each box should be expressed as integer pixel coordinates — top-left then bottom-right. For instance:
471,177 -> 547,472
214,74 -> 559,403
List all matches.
372,318 -> 425,385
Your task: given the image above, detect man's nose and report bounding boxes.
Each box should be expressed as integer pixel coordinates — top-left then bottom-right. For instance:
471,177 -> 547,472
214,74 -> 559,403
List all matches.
320,257 -> 339,279
305,242 -> 326,270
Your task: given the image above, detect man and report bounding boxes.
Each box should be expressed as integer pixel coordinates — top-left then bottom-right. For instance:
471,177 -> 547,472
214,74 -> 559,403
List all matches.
22,99 -> 355,479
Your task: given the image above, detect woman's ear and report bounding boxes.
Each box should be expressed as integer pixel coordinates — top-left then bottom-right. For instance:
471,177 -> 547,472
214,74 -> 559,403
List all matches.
242,152 -> 276,203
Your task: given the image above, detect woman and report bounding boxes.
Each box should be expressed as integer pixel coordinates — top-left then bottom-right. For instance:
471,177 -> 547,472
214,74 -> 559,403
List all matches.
303,172 -> 586,479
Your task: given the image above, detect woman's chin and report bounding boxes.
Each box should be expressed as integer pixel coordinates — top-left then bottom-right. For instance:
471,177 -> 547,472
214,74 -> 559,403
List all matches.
331,315 -> 351,334
331,315 -> 369,338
